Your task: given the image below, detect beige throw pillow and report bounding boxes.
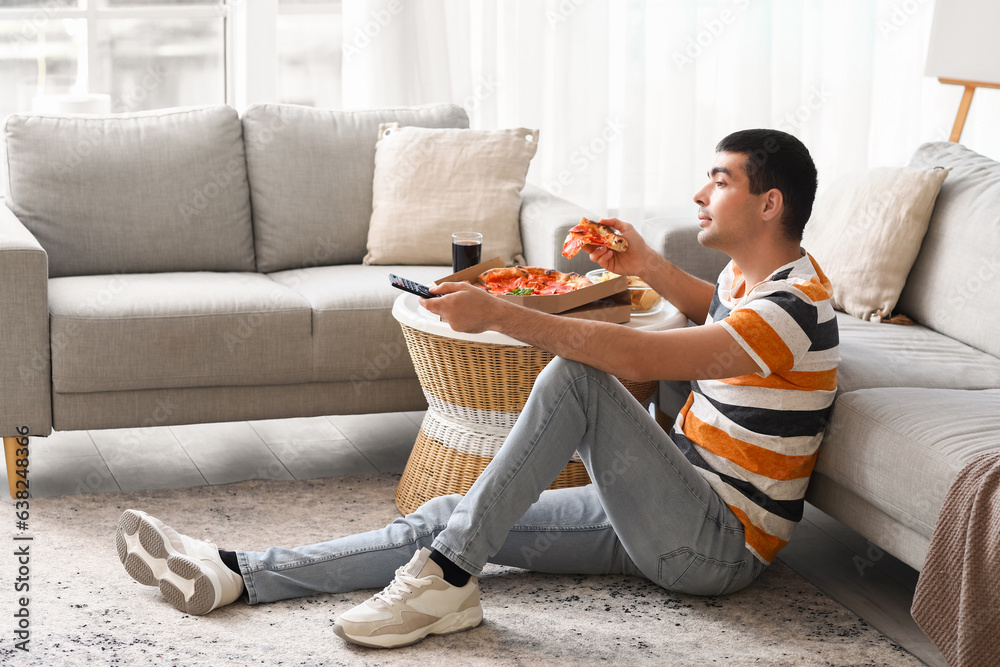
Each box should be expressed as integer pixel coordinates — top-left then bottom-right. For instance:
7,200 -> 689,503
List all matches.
364,123 -> 538,266
802,166 -> 949,322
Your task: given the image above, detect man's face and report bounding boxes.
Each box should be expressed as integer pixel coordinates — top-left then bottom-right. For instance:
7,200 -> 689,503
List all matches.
692,151 -> 765,253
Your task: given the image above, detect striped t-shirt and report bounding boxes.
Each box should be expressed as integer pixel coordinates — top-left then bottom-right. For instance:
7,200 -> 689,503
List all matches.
670,252 -> 839,564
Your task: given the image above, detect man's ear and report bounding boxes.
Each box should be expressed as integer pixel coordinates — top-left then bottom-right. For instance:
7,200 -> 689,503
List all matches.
760,188 -> 783,222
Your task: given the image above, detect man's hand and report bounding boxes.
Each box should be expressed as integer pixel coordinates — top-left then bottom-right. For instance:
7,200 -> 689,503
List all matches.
585,218 -> 658,281
419,281 -> 512,334
585,216 -> 716,325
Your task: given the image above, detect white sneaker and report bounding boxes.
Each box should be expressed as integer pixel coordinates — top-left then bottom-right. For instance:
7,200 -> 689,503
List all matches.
115,509 -> 244,615
333,548 -> 483,648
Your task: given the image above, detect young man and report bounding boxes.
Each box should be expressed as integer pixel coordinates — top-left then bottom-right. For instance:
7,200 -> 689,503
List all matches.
115,129 -> 838,649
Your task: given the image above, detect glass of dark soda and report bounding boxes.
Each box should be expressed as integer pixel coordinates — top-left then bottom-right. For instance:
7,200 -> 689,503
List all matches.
452,232 -> 483,273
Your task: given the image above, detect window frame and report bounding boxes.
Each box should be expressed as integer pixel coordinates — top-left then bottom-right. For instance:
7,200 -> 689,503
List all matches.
0,0 -> 341,112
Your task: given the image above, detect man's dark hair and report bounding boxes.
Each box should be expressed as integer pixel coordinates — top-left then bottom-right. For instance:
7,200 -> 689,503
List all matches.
715,129 -> 818,241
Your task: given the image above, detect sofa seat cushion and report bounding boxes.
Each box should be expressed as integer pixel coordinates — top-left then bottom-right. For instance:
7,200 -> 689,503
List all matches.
49,272 -> 312,393
836,312 -> 1000,394
267,264 -> 448,384
817,387 -> 1000,540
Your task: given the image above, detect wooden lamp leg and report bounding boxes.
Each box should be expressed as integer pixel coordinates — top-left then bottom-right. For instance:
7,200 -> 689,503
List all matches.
949,85 -> 976,143
4,436 -> 28,500
939,79 -> 1000,143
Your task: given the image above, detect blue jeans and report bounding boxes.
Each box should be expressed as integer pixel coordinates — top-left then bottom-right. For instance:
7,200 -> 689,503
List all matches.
238,358 -> 766,604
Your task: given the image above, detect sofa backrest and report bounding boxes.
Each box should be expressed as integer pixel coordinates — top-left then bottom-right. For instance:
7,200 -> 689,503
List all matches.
900,142 -> 1000,358
242,103 -> 469,273
3,105 -> 256,277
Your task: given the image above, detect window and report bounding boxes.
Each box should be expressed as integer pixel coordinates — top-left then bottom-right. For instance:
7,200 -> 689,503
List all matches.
0,1 -> 343,115
0,1 -> 227,119
276,0 -> 342,109
0,0 -> 342,192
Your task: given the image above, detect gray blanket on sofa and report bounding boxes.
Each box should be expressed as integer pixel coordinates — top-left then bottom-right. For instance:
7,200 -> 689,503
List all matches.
911,452 -> 1000,667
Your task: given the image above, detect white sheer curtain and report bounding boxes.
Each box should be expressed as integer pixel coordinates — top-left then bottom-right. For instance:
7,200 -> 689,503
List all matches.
342,0 -> 1000,220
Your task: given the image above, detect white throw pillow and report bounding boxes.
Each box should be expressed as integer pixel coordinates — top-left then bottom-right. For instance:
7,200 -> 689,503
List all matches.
802,166 -> 949,322
363,123 -> 538,266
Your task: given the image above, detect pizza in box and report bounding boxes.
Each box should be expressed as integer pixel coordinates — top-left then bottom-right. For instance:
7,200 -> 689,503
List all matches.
475,267 -> 592,296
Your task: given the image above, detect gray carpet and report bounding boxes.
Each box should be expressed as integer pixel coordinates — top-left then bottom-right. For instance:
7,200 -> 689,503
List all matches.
2,474 -> 923,666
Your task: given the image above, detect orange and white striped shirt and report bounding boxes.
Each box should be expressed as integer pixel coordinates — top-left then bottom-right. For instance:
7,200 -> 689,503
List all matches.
670,252 -> 839,564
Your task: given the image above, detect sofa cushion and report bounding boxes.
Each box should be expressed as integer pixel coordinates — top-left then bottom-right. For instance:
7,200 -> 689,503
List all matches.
243,103 -> 470,273
802,166 -> 948,322
816,387 -> 1000,540
364,123 -> 536,266
267,264 -> 447,384
835,312 -> 1000,394
902,142 -> 1000,357
3,106 -> 256,278
49,273 -> 312,393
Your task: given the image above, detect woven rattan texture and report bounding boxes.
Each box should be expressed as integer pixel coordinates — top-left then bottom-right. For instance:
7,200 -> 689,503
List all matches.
419,411 -> 518,458
395,428 -> 591,515
423,395 -> 520,432
395,324 -> 660,515
400,324 -> 657,411
401,325 -> 550,412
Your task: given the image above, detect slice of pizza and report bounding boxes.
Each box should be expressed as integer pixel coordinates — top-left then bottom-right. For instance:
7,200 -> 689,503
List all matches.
561,218 -> 628,259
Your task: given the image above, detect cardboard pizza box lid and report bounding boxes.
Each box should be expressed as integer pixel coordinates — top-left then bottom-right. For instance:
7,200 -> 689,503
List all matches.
558,292 -> 632,324
435,257 -> 506,284
436,257 -> 629,316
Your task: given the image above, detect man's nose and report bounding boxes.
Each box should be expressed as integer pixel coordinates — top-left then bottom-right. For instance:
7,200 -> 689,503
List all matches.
693,185 -> 709,206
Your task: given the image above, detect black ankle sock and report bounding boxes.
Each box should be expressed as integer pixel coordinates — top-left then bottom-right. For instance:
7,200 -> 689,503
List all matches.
218,549 -> 241,576
428,549 -> 471,587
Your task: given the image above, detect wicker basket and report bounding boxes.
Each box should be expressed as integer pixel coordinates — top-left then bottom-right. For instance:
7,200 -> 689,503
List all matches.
395,324 -> 657,515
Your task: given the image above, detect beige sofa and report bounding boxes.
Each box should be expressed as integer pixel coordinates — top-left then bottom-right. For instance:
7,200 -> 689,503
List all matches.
0,103 -> 589,495
652,141 -> 1000,572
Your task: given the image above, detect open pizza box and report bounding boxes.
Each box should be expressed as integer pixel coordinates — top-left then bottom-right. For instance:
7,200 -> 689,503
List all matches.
435,257 -> 632,324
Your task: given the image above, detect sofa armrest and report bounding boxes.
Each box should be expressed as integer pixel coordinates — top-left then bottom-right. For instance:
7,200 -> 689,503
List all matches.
638,216 -> 729,283
0,203 -> 52,437
518,184 -> 599,274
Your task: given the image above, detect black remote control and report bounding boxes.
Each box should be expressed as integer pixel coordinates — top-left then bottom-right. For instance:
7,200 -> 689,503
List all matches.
389,274 -> 441,298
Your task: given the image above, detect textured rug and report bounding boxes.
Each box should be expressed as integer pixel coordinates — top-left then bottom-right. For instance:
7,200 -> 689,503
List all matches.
1,474 -> 922,666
